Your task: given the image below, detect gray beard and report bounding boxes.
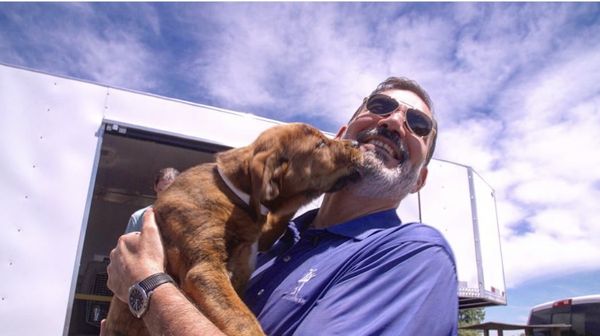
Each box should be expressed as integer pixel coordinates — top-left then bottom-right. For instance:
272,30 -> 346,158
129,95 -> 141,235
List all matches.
354,149 -> 421,200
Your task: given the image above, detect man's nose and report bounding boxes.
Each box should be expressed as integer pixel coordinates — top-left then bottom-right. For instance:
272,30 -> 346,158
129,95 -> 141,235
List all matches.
376,111 -> 407,138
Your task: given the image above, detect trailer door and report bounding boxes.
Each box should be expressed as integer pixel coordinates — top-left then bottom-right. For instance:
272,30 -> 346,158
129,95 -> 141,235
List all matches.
65,122 -> 229,335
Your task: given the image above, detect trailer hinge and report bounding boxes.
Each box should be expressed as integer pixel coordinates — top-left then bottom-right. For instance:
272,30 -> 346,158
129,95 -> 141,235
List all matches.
106,123 -> 127,135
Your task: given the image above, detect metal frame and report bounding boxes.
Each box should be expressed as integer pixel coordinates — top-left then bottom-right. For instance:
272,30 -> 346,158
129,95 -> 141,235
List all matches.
63,123 -> 106,334
468,167 -> 486,300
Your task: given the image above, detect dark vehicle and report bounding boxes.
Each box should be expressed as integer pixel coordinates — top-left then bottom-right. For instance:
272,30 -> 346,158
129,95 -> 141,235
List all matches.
528,294 -> 600,336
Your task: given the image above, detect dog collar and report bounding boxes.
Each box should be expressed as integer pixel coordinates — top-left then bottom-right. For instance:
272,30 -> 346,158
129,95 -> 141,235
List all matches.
216,166 -> 270,216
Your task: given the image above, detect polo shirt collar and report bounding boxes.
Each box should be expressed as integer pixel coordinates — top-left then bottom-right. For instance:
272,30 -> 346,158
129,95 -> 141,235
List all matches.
292,208 -> 403,241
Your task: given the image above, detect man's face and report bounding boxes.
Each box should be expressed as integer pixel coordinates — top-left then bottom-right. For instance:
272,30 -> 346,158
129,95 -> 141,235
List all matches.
154,177 -> 175,195
336,89 -> 433,197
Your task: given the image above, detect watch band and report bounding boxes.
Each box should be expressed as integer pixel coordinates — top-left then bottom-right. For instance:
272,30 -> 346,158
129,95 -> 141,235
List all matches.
128,272 -> 175,318
139,272 -> 175,292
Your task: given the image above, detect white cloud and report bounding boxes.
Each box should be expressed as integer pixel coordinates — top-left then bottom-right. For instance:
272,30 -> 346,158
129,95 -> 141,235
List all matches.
503,233 -> 600,286
512,179 -> 588,207
61,30 -> 159,91
185,4 -> 445,126
0,3 -> 160,92
473,41 -> 600,288
438,117 -> 503,171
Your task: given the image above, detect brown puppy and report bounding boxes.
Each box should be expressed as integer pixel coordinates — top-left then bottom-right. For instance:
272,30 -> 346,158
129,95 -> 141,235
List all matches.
104,123 -> 362,336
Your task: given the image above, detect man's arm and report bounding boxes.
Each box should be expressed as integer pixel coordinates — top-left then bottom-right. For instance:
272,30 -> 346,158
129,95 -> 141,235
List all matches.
142,283 -> 224,335
105,209 -> 225,336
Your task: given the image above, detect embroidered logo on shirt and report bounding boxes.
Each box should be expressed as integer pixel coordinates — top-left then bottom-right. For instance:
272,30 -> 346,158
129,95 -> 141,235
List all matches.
285,268 -> 317,304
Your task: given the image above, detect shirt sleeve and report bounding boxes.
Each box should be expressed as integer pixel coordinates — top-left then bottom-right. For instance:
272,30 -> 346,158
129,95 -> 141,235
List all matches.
124,207 -> 147,233
124,214 -> 138,234
293,240 -> 458,336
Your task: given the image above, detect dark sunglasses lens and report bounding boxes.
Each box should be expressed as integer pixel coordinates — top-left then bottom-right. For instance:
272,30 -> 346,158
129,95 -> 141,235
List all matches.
366,95 -> 399,115
406,110 -> 433,137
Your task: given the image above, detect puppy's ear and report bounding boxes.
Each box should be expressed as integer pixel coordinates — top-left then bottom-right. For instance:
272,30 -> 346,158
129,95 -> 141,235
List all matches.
250,149 -> 288,217
269,159 -> 289,199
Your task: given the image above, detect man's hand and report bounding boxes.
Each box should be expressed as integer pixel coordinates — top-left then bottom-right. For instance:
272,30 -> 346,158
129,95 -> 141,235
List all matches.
107,208 -> 166,302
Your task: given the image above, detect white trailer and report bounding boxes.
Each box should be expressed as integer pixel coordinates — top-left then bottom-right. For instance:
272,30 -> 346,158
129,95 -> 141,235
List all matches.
0,63 -> 506,336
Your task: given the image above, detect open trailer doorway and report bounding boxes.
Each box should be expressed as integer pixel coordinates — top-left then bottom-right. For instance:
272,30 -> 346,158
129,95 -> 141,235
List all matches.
66,123 -> 228,335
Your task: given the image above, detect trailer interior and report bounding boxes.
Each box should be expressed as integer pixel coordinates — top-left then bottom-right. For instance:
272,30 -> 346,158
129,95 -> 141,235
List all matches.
67,124 -> 228,335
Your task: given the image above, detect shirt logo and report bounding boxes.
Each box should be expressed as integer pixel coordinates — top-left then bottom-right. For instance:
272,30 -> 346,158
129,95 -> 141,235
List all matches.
285,268 -> 317,304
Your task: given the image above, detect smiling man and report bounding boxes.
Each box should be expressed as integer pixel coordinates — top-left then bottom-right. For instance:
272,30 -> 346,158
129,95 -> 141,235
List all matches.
105,77 -> 458,336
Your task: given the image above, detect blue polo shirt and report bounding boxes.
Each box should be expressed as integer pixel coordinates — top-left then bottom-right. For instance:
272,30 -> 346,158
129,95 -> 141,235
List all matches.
244,209 -> 458,336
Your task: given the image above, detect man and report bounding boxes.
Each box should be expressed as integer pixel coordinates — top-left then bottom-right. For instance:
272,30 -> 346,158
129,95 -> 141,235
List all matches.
105,77 -> 458,335
124,167 -> 180,233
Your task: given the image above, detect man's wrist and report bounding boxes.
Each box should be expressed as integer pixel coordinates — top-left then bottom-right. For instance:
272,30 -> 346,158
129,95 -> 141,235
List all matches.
141,283 -> 227,336
144,281 -> 176,314
128,273 -> 175,318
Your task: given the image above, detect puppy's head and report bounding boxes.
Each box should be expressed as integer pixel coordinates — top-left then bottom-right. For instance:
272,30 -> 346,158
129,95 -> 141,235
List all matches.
249,123 -> 362,215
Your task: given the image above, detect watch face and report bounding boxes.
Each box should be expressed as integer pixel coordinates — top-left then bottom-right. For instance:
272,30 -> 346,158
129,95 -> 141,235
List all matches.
128,284 -> 148,318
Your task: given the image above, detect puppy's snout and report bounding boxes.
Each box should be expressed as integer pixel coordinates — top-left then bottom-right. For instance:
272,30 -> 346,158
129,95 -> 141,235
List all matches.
341,139 -> 359,148
337,139 -> 363,164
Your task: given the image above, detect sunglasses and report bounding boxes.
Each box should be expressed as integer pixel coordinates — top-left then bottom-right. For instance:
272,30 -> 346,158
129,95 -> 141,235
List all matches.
365,94 -> 434,137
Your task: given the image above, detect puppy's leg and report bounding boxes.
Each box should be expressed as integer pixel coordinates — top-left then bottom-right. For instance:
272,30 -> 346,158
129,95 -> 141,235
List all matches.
182,261 -> 264,336
228,242 -> 256,295
104,297 -> 148,336
258,212 -> 294,251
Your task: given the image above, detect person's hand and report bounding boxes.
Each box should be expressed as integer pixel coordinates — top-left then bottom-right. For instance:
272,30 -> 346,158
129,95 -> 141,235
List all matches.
100,319 -> 107,336
107,208 -> 166,302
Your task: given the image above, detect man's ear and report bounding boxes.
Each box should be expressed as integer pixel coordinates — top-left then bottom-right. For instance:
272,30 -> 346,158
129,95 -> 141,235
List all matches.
334,125 -> 347,139
410,166 -> 428,194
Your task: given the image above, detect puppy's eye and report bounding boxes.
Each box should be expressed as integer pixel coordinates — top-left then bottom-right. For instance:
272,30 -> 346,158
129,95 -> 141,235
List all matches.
316,140 -> 327,149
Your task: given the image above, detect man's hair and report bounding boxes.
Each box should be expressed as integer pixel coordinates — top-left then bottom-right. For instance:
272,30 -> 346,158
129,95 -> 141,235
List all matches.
350,77 -> 438,166
154,167 -> 180,186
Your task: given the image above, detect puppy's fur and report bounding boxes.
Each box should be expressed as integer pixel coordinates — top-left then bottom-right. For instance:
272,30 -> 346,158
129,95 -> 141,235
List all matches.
104,123 -> 362,336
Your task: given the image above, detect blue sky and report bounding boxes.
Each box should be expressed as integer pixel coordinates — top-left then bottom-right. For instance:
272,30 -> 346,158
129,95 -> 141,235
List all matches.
2,2 -> 600,330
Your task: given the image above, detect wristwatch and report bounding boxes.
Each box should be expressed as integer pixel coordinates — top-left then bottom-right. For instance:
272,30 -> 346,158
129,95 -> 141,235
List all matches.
128,272 -> 175,318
